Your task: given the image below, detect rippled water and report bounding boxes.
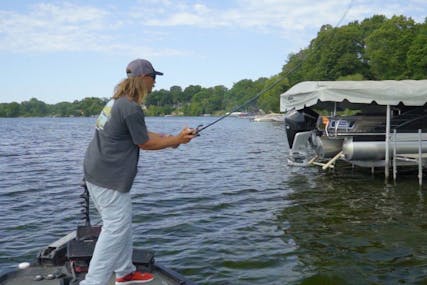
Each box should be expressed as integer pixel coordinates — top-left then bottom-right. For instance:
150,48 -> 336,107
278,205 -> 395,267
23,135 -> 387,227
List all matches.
0,117 -> 426,285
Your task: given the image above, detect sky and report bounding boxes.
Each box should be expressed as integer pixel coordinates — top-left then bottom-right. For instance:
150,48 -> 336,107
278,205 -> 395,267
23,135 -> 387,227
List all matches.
0,0 -> 425,104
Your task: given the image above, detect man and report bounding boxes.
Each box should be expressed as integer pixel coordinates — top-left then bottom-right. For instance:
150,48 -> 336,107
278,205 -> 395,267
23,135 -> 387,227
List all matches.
81,59 -> 196,285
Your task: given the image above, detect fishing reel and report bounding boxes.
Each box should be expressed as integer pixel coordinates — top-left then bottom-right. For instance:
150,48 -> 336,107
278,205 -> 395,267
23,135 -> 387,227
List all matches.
193,125 -> 203,136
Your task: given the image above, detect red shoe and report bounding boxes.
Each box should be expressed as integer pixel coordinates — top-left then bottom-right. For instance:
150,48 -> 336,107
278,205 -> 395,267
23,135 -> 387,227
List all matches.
115,271 -> 154,284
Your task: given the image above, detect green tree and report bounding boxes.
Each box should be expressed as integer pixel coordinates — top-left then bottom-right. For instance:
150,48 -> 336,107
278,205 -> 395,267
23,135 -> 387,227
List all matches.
257,75 -> 289,113
169,85 -> 183,105
0,102 -> 21,117
21,98 -> 48,117
205,85 -> 227,114
283,50 -> 307,86
226,79 -> 260,112
300,24 -> 335,81
189,89 -> 210,115
365,15 -> 417,79
78,97 -> 107,116
359,15 -> 387,38
407,19 -> 427,79
52,102 -> 74,117
182,85 -> 203,102
145,89 -> 172,107
298,23 -> 368,81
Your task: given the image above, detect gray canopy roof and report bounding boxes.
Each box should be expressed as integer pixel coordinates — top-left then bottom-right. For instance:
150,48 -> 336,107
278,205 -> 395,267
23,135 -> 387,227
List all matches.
280,80 -> 427,112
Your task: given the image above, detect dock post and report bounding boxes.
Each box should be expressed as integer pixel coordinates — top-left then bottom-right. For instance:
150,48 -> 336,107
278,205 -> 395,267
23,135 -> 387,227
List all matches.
393,129 -> 397,182
419,129 -> 423,187
385,105 -> 391,181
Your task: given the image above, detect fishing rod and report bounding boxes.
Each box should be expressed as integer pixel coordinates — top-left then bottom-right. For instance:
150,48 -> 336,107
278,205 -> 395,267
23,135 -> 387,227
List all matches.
193,75 -> 286,135
193,0 -> 353,135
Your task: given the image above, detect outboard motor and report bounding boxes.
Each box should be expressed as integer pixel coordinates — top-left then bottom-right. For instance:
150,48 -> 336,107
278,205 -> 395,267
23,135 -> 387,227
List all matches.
284,107 -> 319,148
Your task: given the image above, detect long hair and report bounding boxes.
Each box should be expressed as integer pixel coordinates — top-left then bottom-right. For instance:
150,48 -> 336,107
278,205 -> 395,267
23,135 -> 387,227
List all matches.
112,77 -> 148,104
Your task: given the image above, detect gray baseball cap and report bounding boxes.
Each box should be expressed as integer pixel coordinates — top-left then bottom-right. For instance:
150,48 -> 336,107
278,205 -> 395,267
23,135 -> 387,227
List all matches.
126,59 -> 164,78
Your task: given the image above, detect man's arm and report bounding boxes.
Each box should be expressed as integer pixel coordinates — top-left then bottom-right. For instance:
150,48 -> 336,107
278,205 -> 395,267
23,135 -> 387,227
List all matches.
138,128 -> 195,150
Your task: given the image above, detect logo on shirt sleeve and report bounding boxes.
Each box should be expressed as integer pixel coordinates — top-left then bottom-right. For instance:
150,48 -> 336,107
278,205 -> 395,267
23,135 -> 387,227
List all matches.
96,99 -> 115,130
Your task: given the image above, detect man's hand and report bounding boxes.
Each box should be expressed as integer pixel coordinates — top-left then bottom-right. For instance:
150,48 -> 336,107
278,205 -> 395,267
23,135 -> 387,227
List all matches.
176,127 -> 197,145
139,127 -> 196,150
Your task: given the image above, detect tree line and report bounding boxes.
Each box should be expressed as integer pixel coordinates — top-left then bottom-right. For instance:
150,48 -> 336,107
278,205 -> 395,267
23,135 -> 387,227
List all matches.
0,97 -> 108,118
283,15 -> 426,85
0,15 -> 425,118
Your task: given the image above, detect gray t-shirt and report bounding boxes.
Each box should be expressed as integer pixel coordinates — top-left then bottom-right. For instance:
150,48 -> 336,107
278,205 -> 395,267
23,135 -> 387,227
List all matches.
83,97 -> 149,192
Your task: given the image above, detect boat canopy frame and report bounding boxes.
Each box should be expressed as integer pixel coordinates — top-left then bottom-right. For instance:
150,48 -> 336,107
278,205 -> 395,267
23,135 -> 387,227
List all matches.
280,80 -> 427,112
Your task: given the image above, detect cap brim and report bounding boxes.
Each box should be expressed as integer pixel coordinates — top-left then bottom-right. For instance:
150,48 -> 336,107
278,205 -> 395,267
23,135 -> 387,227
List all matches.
154,71 -> 164,76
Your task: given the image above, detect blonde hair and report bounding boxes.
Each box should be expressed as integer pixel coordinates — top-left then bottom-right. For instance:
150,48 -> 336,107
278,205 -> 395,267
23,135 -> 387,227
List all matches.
112,77 -> 148,104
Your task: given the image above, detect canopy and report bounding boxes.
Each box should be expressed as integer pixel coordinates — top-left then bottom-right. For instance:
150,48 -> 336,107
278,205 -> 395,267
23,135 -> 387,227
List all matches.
280,80 -> 427,112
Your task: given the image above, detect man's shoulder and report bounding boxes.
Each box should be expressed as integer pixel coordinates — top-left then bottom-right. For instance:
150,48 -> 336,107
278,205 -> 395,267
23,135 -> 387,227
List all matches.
115,97 -> 142,115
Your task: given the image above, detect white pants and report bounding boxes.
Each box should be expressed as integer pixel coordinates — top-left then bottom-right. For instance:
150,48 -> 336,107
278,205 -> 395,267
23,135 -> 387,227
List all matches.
80,181 -> 136,285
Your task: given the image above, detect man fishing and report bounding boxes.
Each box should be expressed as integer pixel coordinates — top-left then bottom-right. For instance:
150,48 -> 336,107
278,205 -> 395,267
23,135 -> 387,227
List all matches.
81,59 -> 196,285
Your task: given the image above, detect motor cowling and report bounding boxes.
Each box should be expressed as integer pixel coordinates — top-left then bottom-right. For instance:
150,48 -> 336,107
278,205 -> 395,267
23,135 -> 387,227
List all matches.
284,108 -> 318,148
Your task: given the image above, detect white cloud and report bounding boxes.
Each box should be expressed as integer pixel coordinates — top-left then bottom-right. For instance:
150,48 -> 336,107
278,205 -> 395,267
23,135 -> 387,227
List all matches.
33,2 -> 107,24
0,2 -> 186,56
136,0 -> 425,32
0,1 -> 424,54
139,0 -> 351,30
0,2 -> 112,52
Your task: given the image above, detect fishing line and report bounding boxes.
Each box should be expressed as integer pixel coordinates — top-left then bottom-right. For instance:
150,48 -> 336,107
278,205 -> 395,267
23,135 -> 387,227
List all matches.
194,75 -> 285,134
194,0 -> 353,135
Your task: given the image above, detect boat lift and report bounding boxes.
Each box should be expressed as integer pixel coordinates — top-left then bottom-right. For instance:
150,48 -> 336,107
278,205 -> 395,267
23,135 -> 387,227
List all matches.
391,128 -> 426,186
281,81 -> 427,186
308,107 -> 425,186
386,104 -> 425,186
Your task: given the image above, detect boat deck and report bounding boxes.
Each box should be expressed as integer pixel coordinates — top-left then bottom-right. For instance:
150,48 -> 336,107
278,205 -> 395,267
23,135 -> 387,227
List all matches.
1,264 -> 187,285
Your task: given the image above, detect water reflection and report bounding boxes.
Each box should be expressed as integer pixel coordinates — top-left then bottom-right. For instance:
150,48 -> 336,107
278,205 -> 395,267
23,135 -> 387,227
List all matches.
279,165 -> 427,284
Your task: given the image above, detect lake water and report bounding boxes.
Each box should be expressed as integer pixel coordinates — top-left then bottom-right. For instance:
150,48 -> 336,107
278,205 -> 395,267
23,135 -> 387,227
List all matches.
0,117 -> 426,285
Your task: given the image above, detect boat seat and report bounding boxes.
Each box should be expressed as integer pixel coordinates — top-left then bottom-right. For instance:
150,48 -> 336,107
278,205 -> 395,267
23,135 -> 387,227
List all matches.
67,239 -> 96,260
67,239 -> 155,267
67,240 -> 154,262
76,225 -> 101,241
